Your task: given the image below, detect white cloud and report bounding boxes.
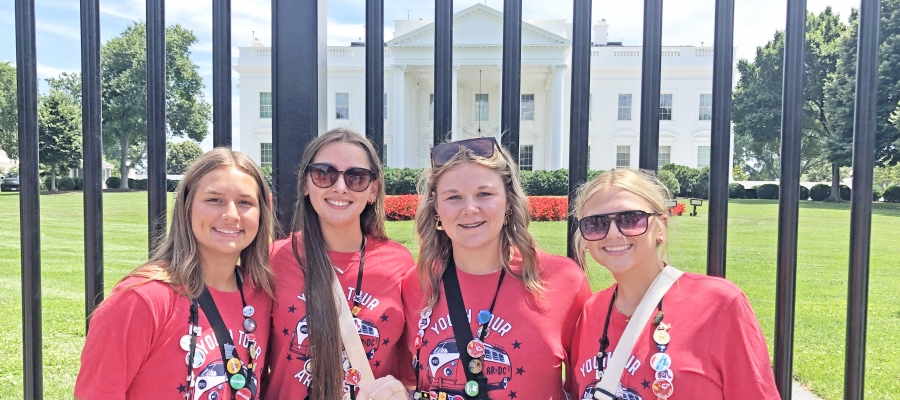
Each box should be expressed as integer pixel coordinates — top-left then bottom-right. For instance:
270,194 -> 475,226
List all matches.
36,63 -> 75,79
36,20 -> 81,40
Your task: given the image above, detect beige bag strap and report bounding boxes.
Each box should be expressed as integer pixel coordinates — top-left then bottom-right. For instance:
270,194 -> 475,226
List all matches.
333,274 -> 376,387
593,266 -> 683,399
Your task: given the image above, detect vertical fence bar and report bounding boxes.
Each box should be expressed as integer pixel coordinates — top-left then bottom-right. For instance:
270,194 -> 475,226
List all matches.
366,0 -> 385,160
500,0 -> 522,161
434,0 -> 453,145
844,0 -> 880,398
272,0 -> 325,234
81,0 -> 104,326
566,0 -> 592,259
638,0 -> 663,171
15,0 -> 42,397
706,0 -> 734,278
212,0 -> 232,147
774,1 -> 806,397
146,0 -> 167,253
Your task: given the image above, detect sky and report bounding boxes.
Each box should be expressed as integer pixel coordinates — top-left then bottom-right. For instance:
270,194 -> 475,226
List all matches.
0,0 -> 859,151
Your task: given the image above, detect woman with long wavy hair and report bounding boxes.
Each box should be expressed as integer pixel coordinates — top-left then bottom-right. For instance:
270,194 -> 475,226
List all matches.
264,128 -> 414,399
75,148 -> 276,400
401,137 -> 591,399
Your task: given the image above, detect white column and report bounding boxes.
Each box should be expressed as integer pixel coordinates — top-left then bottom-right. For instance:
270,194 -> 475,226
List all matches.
550,64 -> 566,170
452,65 -> 460,140
496,65 -> 503,141
392,65 -> 407,168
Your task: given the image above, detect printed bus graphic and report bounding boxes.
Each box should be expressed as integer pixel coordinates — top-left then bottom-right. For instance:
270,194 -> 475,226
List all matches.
427,339 -> 512,391
290,316 -> 381,359
581,381 -> 643,400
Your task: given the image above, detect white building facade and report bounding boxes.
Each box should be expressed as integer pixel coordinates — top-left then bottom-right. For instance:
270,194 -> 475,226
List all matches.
233,4 -> 733,172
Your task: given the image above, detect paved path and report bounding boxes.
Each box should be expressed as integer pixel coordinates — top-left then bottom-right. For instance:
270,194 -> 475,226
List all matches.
793,381 -> 821,400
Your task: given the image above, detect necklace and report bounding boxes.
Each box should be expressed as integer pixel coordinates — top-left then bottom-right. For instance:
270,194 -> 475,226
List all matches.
183,271 -> 259,400
595,286 -> 673,399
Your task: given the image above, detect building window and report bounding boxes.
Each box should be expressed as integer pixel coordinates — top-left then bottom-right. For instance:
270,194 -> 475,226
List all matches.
383,93 -> 388,120
699,94 -> 712,120
335,93 -> 350,119
697,145 -> 711,168
429,93 -> 434,121
658,145 -> 671,166
261,142 -> 273,167
475,93 -> 489,121
616,146 -> 631,168
659,94 -> 673,120
519,145 -> 534,171
617,94 -> 632,121
259,92 -> 272,118
520,94 -> 534,120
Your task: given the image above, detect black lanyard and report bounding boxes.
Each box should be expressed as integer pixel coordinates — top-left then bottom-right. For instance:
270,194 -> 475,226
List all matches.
595,286 -> 663,378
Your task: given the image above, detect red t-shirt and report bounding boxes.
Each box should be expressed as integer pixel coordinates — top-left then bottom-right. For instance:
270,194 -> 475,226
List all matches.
401,252 -> 591,399
75,274 -> 273,400
569,272 -> 779,400
263,234 -> 416,398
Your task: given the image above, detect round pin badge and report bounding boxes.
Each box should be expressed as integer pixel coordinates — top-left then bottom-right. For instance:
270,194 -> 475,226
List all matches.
649,353 -> 673,371
242,305 -> 255,317
464,380 -> 480,396
342,393 -> 352,400
420,307 -> 433,319
304,359 -> 314,374
415,335 -> 423,349
466,339 -> 485,359
227,358 -> 243,374
653,329 -> 671,345
345,368 -> 362,385
655,368 -> 674,380
418,317 -> 430,330
468,358 -> 483,374
186,350 -> 205,368
477,325 -> 491,339
235,388 -> 252,400
477,310 -> 492,325
651,378 -> 674,398
180,335 -> 192,351
243,317 -> 257,333
230,373 -> 247,390
417,329 -> 425,337
249,343 -> 258,359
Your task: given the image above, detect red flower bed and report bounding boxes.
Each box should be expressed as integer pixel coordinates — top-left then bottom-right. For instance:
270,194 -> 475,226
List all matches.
384,195 -> 572,221
384,195 -> 419,221
670,202 -> 686,216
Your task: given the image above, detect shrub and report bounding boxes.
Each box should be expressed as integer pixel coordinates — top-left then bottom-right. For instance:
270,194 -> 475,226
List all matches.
690,167 -> 710,199
383,167 -> 421,195
660,164 -> 700,197
883,186 -> 900,202
167,179 -> 180,192
745,187 -> 758,199
523,170 -> 569,196
384,195 -> 419,221
728,183 -> 746,199
799,185 -> 809,200
45,176 -> 76,191
840,185 -> 851,201
657,170 -> 680,197
528,196 -> 568,221
106,176 -> 121,188
129,178 -> 148,190
73,177 -> 84,190
809,184 -> 831,201
757,184 -> 779,200
587,170 -> 605,181
873,187 -> 882,202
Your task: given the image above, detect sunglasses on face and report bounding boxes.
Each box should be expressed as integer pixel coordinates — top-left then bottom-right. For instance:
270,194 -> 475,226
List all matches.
578,210 -> 661,241
306,163 -> 376,192
430,137 -> 499,167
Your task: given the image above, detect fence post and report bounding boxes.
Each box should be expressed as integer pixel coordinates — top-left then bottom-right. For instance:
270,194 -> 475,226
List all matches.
566,0 -> 592,259
500,0 -> 522,161
638,0 -> 663,171
366,0 -> 385,160
213,0 -> 232,147
434,0 -> 453,146
146,0 -> 167,253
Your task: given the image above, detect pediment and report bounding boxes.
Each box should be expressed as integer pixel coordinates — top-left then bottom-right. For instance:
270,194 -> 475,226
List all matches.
387,4 -> 570,48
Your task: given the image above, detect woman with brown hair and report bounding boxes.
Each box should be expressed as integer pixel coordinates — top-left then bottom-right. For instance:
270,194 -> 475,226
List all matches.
402,137 -> 590,399
264,128 -> 414,399
75,148 -> 276,400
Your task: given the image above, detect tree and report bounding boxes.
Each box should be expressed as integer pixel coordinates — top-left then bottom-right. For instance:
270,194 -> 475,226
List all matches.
101,22 -> 211,189
825,1 -> 900,199
39,88 -> 82,191
167,140 -> 203,175
732,8 -> 847,183
0,61 -> 16,159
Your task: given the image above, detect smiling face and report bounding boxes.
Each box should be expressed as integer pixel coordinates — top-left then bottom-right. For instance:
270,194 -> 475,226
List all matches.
190,167 -> 261,269
434,162 -> 509,257
303,141 -> 379,233
581,186 -> 666,279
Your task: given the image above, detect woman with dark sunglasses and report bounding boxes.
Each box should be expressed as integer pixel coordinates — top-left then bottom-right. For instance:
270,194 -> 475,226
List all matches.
264,128 -> 414,400
401,137 -> 591,399
567,169 -> 777,399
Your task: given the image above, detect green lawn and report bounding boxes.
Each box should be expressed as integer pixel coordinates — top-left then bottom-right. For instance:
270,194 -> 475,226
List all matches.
1,192 -> 898,399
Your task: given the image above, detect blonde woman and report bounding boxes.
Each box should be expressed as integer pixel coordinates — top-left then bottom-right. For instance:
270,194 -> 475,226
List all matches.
401,137 -> 590,399
567,169 -> 777,399
75,148 -> 276,400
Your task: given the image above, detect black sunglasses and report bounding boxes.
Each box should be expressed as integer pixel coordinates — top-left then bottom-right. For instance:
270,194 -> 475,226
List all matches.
578,210 -> 661,241
430,137 -> 499,167
306,163 -> 376,192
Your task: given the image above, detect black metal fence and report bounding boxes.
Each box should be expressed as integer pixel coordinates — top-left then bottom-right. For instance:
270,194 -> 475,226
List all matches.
13,0 -> 880,398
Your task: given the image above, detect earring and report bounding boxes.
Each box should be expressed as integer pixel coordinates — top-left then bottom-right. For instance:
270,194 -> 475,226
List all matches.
435,215 -> 444,231
504,209 -> 512,226
584,248 -> 590,253
657,236 -> 665,244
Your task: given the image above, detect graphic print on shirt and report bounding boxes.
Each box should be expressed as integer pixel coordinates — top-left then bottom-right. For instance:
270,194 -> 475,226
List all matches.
282,288 -> 388,390
420,309 -> 527,398
177,327 -> 262,400
576,352 -> 644,400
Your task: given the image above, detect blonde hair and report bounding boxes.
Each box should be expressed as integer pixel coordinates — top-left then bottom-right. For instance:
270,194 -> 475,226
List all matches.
103,147 -> 276,304
571,168 -> 672,269
415,142 -> 542,308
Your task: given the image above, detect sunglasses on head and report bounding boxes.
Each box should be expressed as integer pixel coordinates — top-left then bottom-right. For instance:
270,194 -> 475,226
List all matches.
578,210 -> 661,241
306,163 -> 376,192
430,137 -> 499,167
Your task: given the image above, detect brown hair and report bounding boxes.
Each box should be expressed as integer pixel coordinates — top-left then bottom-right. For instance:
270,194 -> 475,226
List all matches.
290,128 -> 386,399
570,168 -> 672,268
415,141 -> 542,308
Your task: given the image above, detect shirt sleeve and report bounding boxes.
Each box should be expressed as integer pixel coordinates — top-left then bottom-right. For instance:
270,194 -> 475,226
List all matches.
713,291 -> 780,399
74,288 -> 159,400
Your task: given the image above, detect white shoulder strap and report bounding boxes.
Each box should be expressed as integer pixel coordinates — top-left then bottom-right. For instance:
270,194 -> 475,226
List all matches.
332,274 -> 376,387
593,266 -> 683,399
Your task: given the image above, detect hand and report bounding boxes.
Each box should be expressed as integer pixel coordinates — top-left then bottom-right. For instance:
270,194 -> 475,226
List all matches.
356,375 -> 409,400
